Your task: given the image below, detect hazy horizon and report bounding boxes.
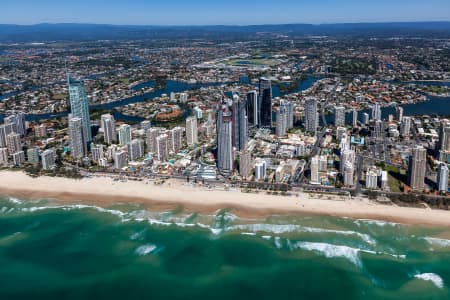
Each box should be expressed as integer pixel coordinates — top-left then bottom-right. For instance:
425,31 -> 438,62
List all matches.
2,20 -> 450,27
2,0 -> 450,26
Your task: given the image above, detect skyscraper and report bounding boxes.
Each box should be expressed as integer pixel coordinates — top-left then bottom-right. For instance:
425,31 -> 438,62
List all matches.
352,109 -> 358,128
239,150 -> 252,179
396,106 -> 404,122
156,134 -> 169,162
285,101 -> 294,129
101,114 -> 116,144
277,100 -> 294,137
371,103 -> 381,122
6,133 -> 21,155
114,151 -> 128,169
304,97 -> 318,134
334,106 -> 345,127
118,124 -> 132,146
12,151 -> 25,166
437,163 -> 449,193
0,124 -> 14,148
340,149 -> 355,174
366,167 -> 379,189
68,77 -> 92,143
0,148 -> 8,165
146,128 -> 161,153
408,146 -> 427,191
140,120 -> 152,131
258,78 -> 272,127
128,139 -> 145,161
310,155 -> 320,184
438,121 -> 450,162
68,117 -> 86,159
246,90 -> 258,127
216,105 -> 233,175
91,144 -> 104,162
363,113 -> 370,125
343,161 -> 355,186
171,127 -> 183,153
4,112 -> 26,136
401,116 -> 411,137
232,94 -> 248,150
254,159 -> 267,180
27,147 -> 40,165
373,120 -> 384,139
276,105 -> 287,137
41,149 -> 56,170
186,116 -> 198,146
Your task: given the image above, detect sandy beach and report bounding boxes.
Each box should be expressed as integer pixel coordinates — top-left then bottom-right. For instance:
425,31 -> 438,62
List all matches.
0,171 -> 449,227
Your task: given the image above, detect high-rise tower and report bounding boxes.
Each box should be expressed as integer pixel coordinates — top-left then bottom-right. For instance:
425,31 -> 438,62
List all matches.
258,78 -> 272,127
68,77 -> 92,143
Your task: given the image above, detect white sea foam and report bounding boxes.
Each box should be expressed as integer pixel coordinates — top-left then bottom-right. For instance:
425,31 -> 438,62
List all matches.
414,273 -> 444,289
289,240 -> 404,266
213,210 -> 238,222
355,219 -> 399,227
210,228 -> 222,235
21,204 -> 126,218
135,244 -> 158,256
261,235 -> 272,240
241,232 -> 257,236
8,197 -> 22,204
291,241 -> 363,266
226,223 -> 376,245
274,236 -> 282,249
0,206 -> 14,214
424,237 -> 450,248
130,230 -> 146,241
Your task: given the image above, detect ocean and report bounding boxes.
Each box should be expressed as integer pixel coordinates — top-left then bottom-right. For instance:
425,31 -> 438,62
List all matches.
0,195 -> 449,300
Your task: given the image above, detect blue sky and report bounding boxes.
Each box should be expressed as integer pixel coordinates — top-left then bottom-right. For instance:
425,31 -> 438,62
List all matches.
2,0 -> 450,25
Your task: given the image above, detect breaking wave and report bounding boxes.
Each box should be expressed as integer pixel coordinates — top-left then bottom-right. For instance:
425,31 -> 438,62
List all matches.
290,241 -> 365,266
135,244 -> 158,256
355,219 -> 399,227
414,273 -> 444,289
226,223 -> 376,245
287,240 -> 405,266
424,237 -> 450,248
7,197 -> 22,204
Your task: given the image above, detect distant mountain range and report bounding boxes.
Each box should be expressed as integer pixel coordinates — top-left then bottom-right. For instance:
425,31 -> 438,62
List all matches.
1,22 -> 450,42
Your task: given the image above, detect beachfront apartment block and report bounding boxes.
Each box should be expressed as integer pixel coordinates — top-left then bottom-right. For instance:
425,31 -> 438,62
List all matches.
114,151 -> 128,169
408,146 -> 427,191
101,114 -> 117,144
6,133 -> 21,156
119,124 -> 132,146
69,117 -> 86,159
41,149 -> 56,170
156,134 -> 169,162
186,116 -> 198,146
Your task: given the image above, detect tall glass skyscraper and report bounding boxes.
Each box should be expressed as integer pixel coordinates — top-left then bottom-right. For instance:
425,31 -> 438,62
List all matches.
304,97 -> 318,135
246,90 -> 258,127
232,94 -> 248,151
216,105 -> 233,175
68,77 -> 92,144
258,78 -> 272,128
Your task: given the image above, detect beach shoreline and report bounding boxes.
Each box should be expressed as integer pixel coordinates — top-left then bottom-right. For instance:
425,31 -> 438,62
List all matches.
0,171 -> 449,227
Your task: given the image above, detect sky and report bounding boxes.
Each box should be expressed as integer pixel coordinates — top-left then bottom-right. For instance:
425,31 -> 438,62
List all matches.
2,0 -> 450,26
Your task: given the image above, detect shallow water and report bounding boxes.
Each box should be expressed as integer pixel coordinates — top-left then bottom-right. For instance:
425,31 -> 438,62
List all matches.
0,196 -> 449,300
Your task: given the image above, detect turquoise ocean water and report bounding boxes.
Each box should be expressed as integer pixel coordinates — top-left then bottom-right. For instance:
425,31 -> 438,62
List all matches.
0,195 -> 449,300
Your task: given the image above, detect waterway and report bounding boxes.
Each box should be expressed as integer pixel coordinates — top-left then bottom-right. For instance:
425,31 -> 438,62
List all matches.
2,78 -> 450,123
